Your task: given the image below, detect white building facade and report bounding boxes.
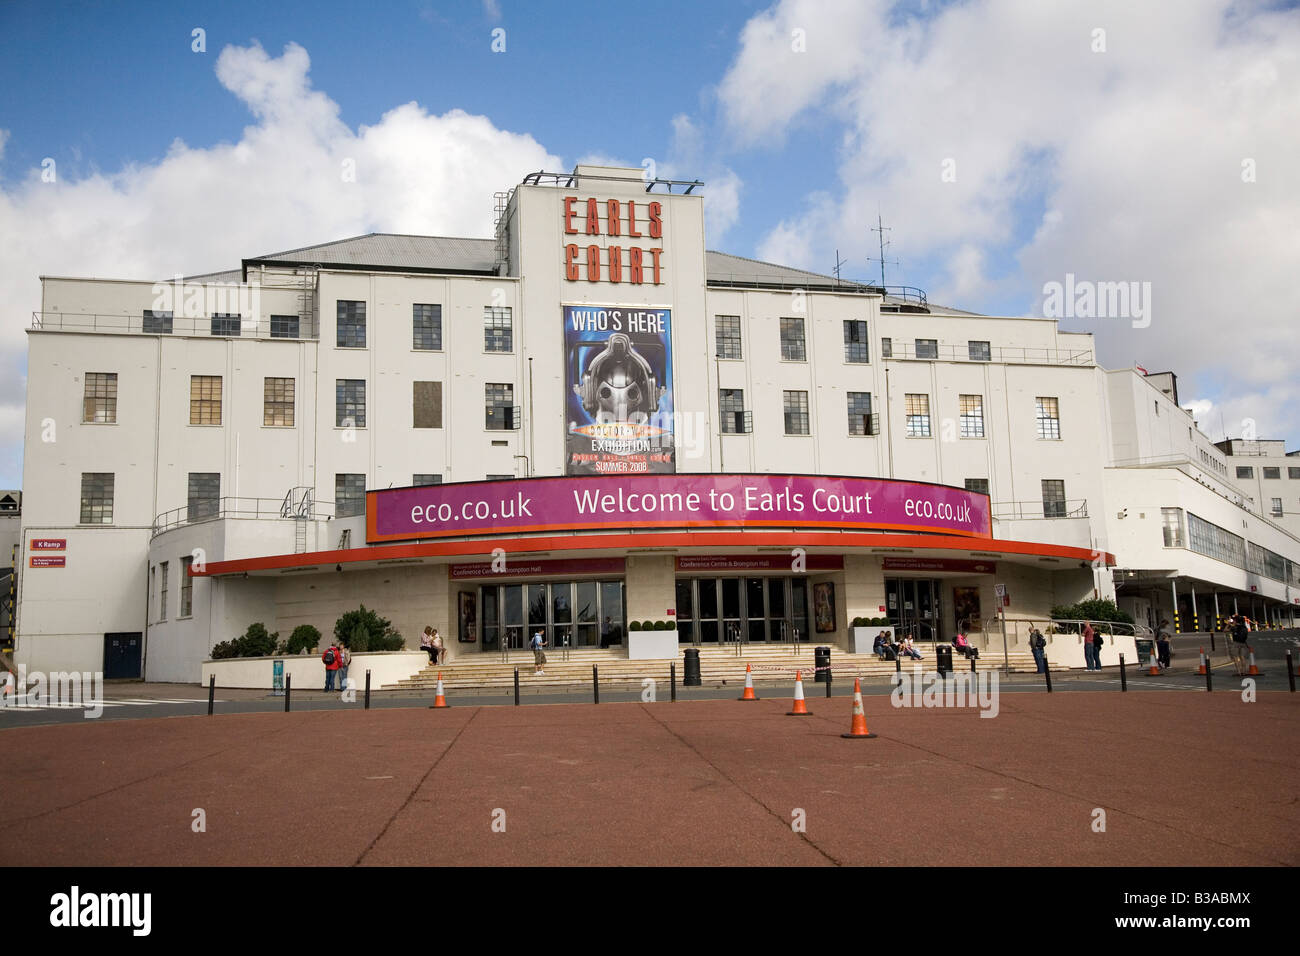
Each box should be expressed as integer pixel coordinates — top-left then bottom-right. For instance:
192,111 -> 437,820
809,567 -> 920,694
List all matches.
13,166 -> 1298,682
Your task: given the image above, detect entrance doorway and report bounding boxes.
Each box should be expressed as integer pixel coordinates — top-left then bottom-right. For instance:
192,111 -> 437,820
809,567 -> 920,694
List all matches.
674,577 -> 809,644
103,632 -> 142,679
884,578 -> 942,646
479,579 -> 624,651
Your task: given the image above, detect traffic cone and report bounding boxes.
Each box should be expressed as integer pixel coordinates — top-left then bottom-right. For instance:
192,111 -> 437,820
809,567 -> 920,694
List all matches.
429,673 -> 450,709
786,670 -> 812,716
1247,649 -> 1260,677
841,678 -> 877,739
738,663 -> 759,701
1197,648 -> 1207,675
1147,652 -> 1160,676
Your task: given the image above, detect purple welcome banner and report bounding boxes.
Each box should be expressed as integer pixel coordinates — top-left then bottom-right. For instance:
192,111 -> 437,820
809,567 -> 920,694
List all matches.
367,474 -> 991,543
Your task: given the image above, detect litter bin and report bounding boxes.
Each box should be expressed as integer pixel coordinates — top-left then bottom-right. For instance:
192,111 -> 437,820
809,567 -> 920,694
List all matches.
936,645 -> 953,676
683,647 -> 702,687
814,645 -> 831,684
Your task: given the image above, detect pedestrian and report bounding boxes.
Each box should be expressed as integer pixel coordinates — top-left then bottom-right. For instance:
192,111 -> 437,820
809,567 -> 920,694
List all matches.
1092,624 -> 1105,669
1030,627 -> 1047,673
530,628 -> 547,676
431,627 -> 445,666
337,643 -> 351,691
600,616 -> 612,648
420,626 -> 437,663
1081,621 -> 1097,670
323,643 -> 341,691
1230,614 -> 1250,676
1155,619 -> 1172,669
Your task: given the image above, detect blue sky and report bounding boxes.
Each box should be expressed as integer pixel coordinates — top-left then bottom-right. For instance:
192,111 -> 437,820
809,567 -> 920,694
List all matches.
2,0 -> 1298,488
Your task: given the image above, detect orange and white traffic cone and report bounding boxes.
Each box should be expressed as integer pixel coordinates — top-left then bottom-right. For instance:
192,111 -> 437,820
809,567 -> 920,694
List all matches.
1197,648 -> 1207,675
429,673 -> 450,709
738,663 -> 759,701
841,678 -> 877,739
787,670 -> 812,716
1147,652 -> 1160,676
1247,649 -> 1260,677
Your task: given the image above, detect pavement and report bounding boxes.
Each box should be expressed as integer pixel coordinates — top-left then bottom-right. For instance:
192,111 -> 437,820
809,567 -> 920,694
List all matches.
1,685 -> 1296,867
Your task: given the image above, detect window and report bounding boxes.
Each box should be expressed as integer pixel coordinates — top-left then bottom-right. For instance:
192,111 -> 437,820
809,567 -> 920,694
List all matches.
210,313 -> 241,337
336,379 -> 366,428
80,473 -> 114,524
719,389 -> 750,434
337,300 -> 366,348
1161,507 -> 1185,547
180,556 -> 194,618
335,474 -> 366,518
915,338 -> 938,359
413,474 -> 443,486
847,392 -> 875,435
959,394 -> 985,439
968,340 -> 991,362
965,478 -> 990,496
1041,479 -> 1066,518
1290,467 -> 1300,479
1035,397 -> 1061,440
189,375 -> 222,425
1271,498 -> 1284,517
414,304 -> 442,350
843,321 -> 869,363
905,394 -> 931,438
187,473 -> 220,522
263,377 -> 295,427
486,474 -> 514,481
484,306 -> 513,352
413,381 -> 443,429
485,383 -> 517,430
783,390 -> 810,435
83,372 -> 117,423
715,315 -> 742,359
1263,467 -> 1280,479
143,309 -> 172,334
1187,512 -> 1246,569
881,337 -> 892,358
1236,466 -> 1254,479
779,318 -> 806,361
270,314 -> 299,339
159,562 -> 169,621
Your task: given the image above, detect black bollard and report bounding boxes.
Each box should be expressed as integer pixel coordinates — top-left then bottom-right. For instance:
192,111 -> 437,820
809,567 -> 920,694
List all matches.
1205,662 -> 1212,693
895,653 -> 901,675
1043,659 -> 1052,693
284,673 -> 291,712
593,665 -> 600,704
364,669 -> 371,710
670,663 -> 677,702
1288,651 -> 1295,694
970,653 -> 977,674
1119,654 -> 1127,692
514,667 -> 520,706
1210,632 -> 1216,653
825,667 -> 832,698
207,674 -> 215,715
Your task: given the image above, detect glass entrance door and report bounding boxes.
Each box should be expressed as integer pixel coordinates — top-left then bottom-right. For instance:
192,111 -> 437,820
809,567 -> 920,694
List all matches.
885,578 -> 942,647
674,577 -> 811,644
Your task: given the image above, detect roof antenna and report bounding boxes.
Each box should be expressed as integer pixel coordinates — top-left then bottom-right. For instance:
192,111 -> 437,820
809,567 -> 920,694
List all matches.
867,212 -> 898,289
832,249 -> 847,287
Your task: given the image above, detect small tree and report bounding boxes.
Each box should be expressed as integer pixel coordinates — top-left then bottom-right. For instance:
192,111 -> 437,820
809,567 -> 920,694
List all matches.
235,622 -> 278,657
335,605 -> 403,652
286,624 -> 320,655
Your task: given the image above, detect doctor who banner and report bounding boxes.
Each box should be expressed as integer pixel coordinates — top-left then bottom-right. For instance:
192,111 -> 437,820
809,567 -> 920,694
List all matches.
564,305 -> 675,475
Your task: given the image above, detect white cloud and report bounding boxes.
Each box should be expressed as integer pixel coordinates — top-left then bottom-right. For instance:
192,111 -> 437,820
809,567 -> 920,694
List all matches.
718,0 -> 1300,443
0,41 -> 561,486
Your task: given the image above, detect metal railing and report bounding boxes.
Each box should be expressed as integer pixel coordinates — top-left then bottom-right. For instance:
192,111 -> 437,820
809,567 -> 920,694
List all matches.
884,342 -> 1094,366
152,496 -> 337,536
979,616 -> 1152,650
32,311 -> 315,340
992,498 -> 1089,520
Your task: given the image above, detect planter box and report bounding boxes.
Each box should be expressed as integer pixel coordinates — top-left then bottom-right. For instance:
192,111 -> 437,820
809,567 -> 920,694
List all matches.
851,626 -> 893,654
628,630 -> 680,660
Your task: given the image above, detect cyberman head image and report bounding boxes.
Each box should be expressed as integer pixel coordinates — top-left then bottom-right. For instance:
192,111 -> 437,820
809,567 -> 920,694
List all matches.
573,333 -> 666,425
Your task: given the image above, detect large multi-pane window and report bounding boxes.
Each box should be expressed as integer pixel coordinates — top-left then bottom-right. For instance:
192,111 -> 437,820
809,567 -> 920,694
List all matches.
843,321 -> 869,363
905,394 -> 931,437
1035,396 -> 1061,440
413,381 -> 443,428
190,375 -> 222,425
959,394 -> 985,438
1187,513 -> 1247,569
719,389 -> 749,434
715,315 -> 742,359
264,377 -> 295,427
80,473 -> 114,524
336,474 -> 366,518
336,379 -> 366,427
485,383 -> 517,430
1161,507 -> 1185,547
210,313 -> 241,337
1041,479 -> 1066,518
965,478 -> 990,496
159,562 -> 169,622
847,392 -> 874,435
968,340 -> 991,362
414,304 -> 443,350
915,338 -> 938,359
270,314 -> 299,339
413,474 -> 443,486
143,309 -> 173,334
484,307 -> 513,352
337,300 -> 366,348
83,372 -> 117,423
779,318 -> 806,361
180,555 -> 194,618
187,473 -> 220,522
783,390 -> 810,435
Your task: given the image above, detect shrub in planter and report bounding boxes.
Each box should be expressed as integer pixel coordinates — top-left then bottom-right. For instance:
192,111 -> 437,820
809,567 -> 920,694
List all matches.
286,624 -> 320,656
640,620 -> 655,631
335,605 -> 403,652
209,640 -> 238,660
235,622 -> 279,657
851,616 -> 870,628
657,620 -> 674,630
628,621 -> 642,631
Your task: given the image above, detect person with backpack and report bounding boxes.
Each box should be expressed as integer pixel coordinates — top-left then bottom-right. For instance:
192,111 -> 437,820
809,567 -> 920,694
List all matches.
1155,619 -> 1172,669
1030,627 -> 1047,673
323,643 -> 341,691
1092,625 -> 1106,669
530,628 -> 547,676
1231,614 -> 1251,675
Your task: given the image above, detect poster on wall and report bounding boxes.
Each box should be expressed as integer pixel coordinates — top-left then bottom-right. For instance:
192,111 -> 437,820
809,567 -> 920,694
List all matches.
953,587 -> 983,632
458,591 -> 477,643
814,582 -> 836,633
565,305 -> 675,475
